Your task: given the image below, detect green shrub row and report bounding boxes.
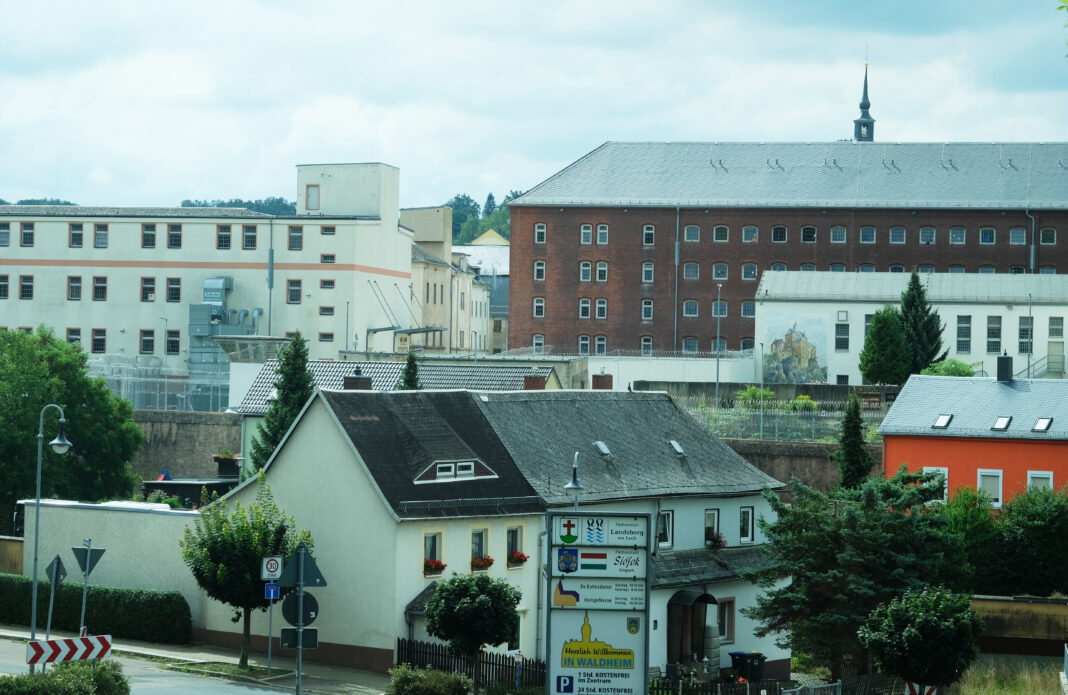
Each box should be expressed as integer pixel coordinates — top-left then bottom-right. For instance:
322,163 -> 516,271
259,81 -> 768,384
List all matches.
388,664 -> 472,695
0,573 -> 191,645
0,660 -> 129,695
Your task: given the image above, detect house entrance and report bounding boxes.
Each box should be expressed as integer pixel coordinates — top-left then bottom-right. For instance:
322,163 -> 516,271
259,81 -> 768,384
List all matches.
666,590 -> 719,675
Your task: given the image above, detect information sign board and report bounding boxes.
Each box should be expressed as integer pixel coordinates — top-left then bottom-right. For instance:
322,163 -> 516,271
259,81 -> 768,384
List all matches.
550,547 -> 647,579
552,516 -> 648,547
551,577 -> 645,611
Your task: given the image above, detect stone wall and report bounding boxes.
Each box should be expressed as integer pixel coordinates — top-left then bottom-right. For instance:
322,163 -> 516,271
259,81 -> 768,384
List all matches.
132,410 -> 243,480
724,438 -> 884,499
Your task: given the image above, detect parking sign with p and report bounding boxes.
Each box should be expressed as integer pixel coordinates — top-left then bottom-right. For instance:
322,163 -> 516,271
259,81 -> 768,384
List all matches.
556,676 -> 574,693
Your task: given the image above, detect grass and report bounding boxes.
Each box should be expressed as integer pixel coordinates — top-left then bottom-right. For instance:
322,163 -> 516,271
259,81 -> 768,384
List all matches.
137,656 -> 294,682
951,655 -> 1062,695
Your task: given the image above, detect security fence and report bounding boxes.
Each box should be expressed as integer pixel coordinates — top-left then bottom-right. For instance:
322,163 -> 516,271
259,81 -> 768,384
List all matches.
676,398 -> 888,443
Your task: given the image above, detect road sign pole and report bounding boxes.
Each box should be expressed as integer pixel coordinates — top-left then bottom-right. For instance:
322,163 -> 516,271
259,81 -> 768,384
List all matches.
267,595 -> 273,675
46,557 -> 60,641
296,543 -> 304,695
79,539 -> 91,634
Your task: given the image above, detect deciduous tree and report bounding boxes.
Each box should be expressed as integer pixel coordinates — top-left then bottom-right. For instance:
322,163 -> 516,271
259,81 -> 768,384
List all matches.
444,194 -> 481,240
991,486 -> 1068,596
832,392 -> 874,488
921,359 -> 976,377
900,271 -> 946,375
249,333 -> 313,469
859,307 -> 910,386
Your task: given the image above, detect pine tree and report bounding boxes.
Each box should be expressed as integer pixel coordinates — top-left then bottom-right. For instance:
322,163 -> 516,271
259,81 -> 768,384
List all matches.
397,350 -> 421,390
859,307 -> 910,386
249,333 -> 313,469
832,391 -> 874,488
483,192 -> 497,217
900,271 -> 946,374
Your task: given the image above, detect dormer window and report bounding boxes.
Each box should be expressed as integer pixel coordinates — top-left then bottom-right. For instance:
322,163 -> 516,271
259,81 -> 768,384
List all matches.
932,414 -> 953,429
457,462 -> 475,478
436,463 -> 455,479
416,459 -> 498,484
1034,417 -> 1053,432
992,416 -> 1012,431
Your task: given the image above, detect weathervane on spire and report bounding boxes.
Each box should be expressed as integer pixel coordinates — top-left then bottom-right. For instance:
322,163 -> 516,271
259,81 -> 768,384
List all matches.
853,55 -> 875,142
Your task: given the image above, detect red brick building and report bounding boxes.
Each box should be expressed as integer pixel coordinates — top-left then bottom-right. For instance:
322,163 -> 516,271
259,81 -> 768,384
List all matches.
508,142 -> 1068,356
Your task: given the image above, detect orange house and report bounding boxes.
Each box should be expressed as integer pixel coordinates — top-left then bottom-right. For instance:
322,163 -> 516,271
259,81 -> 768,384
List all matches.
879,359 -> 1065,507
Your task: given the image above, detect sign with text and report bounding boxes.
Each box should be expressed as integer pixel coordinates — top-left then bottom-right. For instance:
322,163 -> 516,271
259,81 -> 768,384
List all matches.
551,547 -> 647,579
553,516 -> 648,547
551,577 -> 646,611
548,610 -> 646,695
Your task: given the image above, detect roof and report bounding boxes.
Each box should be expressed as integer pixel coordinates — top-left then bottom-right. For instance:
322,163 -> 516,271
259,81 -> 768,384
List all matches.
880,374 -> 1068,440
512,141 -> 1068,210
411,244 -> 451,267
756,271 -> 1068,305
454,244 -> 510,276
650,546 -> 774,588
236,360 -> 555,414
0,205 -> 272,218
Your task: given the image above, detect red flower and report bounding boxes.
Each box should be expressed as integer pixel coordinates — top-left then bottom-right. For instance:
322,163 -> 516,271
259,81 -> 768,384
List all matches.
423,558 -> 446,574
471,555 -> 494,571
508,551 -> 530,565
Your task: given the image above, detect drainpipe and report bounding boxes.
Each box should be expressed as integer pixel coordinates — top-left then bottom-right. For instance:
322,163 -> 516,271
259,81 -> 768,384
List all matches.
267,218 -> 275,335
1025,209 -> 1036,274
673,207 -> 680,352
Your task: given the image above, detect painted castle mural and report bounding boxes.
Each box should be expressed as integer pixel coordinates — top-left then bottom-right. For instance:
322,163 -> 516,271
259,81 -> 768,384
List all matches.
762,314 -> 828,384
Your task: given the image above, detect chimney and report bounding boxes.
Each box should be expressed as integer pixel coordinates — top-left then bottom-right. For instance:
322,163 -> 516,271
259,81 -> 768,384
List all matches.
523,374 -> 545,390
343,366 -> 374,390
996,352 -> 1013,382
591,373 -> 613,390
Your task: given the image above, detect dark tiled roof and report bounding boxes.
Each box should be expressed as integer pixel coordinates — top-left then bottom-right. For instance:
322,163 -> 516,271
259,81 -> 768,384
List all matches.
0,205 -> 271,218
651,546 -> 774,588
411,244 -> 451,267
405,581 -> 438,615
880,374 -> 1068,440
236,360 -> 554,414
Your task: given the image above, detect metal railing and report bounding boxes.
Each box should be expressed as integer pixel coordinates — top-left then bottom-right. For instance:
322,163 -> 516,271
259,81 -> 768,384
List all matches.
783,683 -> 841,695
678,399 -> 888,443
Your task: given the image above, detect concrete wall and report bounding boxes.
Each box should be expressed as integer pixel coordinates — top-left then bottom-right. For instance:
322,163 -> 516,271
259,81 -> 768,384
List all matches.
973,596 -> 1068,656
132,410 -> 242,479
724,439 -> 883,498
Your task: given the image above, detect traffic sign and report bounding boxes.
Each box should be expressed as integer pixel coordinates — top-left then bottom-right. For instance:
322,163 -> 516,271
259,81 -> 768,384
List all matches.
282,591 -> 318,627
71,546 -> 104,576
278,543 -> 326,588
261,555 -> 283,581
265,583 -> 280,600
280,627 -> 318,649
27,635 -> 112,664
45,556 -> 67,583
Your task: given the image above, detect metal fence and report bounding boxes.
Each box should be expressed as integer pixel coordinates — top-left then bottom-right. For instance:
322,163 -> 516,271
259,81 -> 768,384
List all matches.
652,680 -> 792,695
677,399 -> 888,443
87,358 -> 229,412
395,638 -> 545,688
784,682 -> 841,695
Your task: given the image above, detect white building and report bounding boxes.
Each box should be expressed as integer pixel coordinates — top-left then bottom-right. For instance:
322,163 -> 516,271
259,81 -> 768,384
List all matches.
754,272 -> 1068,385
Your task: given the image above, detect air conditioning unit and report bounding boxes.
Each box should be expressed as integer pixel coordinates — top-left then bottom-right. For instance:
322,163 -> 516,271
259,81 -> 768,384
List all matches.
146,293 -> 155,301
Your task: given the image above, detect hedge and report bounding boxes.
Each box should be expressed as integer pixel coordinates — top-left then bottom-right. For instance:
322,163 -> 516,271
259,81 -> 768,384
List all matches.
0,660 -> 129,695
0,573 -> 191,644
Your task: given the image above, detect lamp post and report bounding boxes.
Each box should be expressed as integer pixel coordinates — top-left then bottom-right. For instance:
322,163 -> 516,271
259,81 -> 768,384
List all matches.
564,452 -> 584,512
715,283 -> 722,406
30,404 -> 72,671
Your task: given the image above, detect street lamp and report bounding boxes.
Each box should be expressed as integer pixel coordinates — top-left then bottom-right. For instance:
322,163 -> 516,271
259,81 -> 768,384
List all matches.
715,283 -> 723,406
30,404 -> 72,669
564,452 -> 584,512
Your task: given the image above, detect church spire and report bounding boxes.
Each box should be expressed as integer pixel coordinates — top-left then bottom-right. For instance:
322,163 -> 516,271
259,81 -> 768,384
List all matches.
853,63 -> 875,142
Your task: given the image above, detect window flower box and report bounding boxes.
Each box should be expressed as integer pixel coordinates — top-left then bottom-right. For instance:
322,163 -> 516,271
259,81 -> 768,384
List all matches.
471,555 -> 494,572
507,551 -> 530,568
423,558 -> 446,576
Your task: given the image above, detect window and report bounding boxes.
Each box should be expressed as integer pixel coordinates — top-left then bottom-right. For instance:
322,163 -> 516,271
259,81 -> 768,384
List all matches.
864,313 -> 872,335
579,262 -> 592,282
830,225 -> 846,243
134,277 -> 154,302
889,226 -> 905,244
703,509 -> 721,546
1010,265 -> 1025,275
319,332 -> 334,342
714,225 -> 729,242
830,263 -> 846,272
933,413 -> 953,428
801,225 -> 816,243
1028,471 -> 1053,490
19,275 -> 33,299
992,416 -> 1012,431
858,264 -> 875,272
216,225 -> 231,249
1010,227 -> 1026,245
772,226 -> 787,243
859,225 -> 875,243
594,335 -> 606,355
167,224 -> 182,249
641,299 -> 653,321
978,469 -> 1003,508
683,300 -> 698,317
770,262 -> 786,272
682,262 -> 698,280
1041,227 -> 1057,245
888,264 -> 905,273
1040,266 -> 1057,274
980,227 -> 996,245
741,301 -> 755,318
0,275 -> 7,299
948,264 -> 965,273
533,297 -> 545,318
684,225 -> 700,242
642,262 -> 655,283
596,224 -> 608,244
712,262 -> 728,280
321,225 -> 335,235
533,261 -> 545,281
741,263 -> 757,280
507,527 -> 523,561
578,335 -> 590,355
595,298 -> 607,319
471,529 -> 488,560
579,298 -> 591,319
94,224 -> 108,248
1019,316 -> 1033,354
424,532 -> 442,562
835,323 -> 849,351
1050,317 -> 1063,339
166,330 -> 180,355
69,223 -> 84,247
656,510 -> 673,547
66,328 -> 80,345
166,278 -> 181,302
306,183 -> 320,210
1034,417 -> 1053,432
534,223 -> 546,244
682,337 -> 698,353
596,262 -> 608,282
0,222 -> 8,246
718,598 -> 735,644
919,226 -> 936,245
713,300 -> 727,317
142,224 -> 156,248
801,263 -> 817,271
320,279 -> 335,289
21,223 -> 34,247
532,334 -> 544,354
987,316 -> 1001,353
742,225 -> 757,243
950,227 -> 966,245
288,226 -> 303,250
919,264 -> 935,273
640,336 -> 653,356
321,253 -> 335,264
139,329 -> 154,354
740,506 -> 754,543
923,466 -> 950,503
319,306 -> 334,316
711,337 -> 726,353
243,225 -> 257,249
68,276 -> 82,301
956,316 -> 971,353
91,329 -> 106,354
580,224 -> 592,244
643,225 -> 655,245
740,338 -> 755,350
979,265 -> 995,274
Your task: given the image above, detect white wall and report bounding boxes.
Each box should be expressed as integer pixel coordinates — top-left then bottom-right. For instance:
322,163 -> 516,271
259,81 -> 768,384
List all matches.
585,355 -> 758,390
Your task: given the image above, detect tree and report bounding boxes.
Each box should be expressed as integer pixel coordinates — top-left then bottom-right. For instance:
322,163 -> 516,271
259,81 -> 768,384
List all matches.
859,586 -> 983,690
934,486 -> 1000,594
0,198 -> 8,205
425,574 -> 521,695
500,190 -> 524,205
832,391 -> 874,488
180,474 -> 311,667
483,193 -> 497,217
397,350 -> 421,390
455,214 -> 482,245
0,327 -> 142,534
859,307 -> 910,386
180,197 -> 296,215
16,198 -> 76,205
444,194 -> 481,240
742,469 -> 947,680
991,486 -> 1068,596
249,333 -> 313,470
900,271 -> 946,375
921,359 -> 976,377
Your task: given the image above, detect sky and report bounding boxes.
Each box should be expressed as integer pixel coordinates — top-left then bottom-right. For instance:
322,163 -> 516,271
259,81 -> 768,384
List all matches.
0,0 -> 1065,210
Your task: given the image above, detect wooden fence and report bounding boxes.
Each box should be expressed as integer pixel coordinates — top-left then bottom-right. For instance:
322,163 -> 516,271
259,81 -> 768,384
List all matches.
396,638 -> 546,687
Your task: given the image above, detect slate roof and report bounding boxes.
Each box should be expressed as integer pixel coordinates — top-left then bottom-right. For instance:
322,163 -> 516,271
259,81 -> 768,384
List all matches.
411,244 -> 451,267
757,271 -> 1068,305
236,360 -> 555,414
0,205 -> 272,218
880,374 -> 1068,440
651,546 -> 774,589
512,141 -> 1068,210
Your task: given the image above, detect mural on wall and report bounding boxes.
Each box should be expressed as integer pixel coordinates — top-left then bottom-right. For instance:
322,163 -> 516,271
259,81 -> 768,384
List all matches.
763,313 -> 828,384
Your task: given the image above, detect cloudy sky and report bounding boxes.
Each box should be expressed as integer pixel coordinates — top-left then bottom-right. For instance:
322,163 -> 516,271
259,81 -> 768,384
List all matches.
1,0 -> 1065,209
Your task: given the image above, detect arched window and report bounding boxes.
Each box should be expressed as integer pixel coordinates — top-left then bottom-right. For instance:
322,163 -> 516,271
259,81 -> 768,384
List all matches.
683,262 -> 699,280
533,260 -> 545,281
683,300 -> 699,317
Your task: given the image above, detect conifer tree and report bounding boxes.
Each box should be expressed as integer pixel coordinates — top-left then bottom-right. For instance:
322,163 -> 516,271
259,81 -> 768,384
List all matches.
859,307 -> 910,386
249,333 -> 313,469
833,391 -> 874,488
397,350 -> 421,390
900,270 -> 946,374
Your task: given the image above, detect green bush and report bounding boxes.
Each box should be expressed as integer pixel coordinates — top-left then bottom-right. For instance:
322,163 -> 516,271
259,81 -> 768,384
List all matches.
388,663 -> 472,695
0,573 -> 192,644
0,659 -> 129,694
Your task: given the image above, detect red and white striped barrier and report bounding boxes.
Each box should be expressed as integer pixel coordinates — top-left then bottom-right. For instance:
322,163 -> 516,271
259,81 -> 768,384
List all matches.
26,635 -> 112,664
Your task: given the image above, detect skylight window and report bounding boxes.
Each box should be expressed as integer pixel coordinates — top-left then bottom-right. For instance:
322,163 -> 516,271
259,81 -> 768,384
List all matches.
669,440 -> 684,455
1033,417 -> 1053,432
593,440 -> 613,462
932,414 -> 953,429
992,416 -> 1012,431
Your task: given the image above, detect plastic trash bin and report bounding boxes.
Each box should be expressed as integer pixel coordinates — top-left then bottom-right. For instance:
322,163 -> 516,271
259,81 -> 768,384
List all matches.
727,651 -> 766,681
